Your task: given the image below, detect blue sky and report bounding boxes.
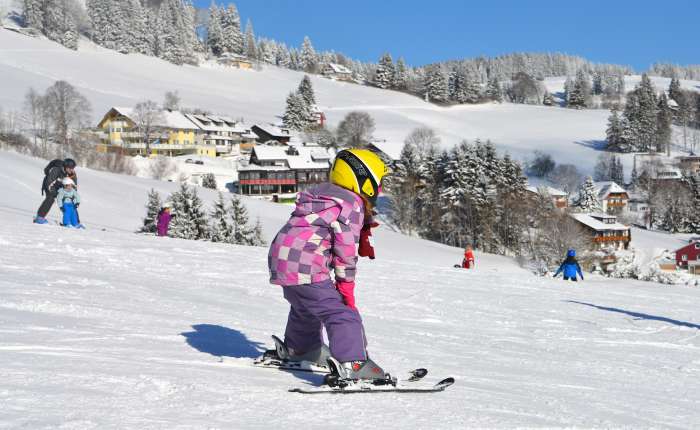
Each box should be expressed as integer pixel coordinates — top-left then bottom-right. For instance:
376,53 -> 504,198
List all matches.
194,0 -> 698,71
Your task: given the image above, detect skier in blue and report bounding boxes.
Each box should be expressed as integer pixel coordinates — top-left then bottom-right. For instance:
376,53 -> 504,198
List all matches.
56,177 -> 83,228
554,249 -> 584,282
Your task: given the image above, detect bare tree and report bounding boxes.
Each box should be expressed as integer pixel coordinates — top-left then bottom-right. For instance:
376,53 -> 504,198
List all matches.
149,156 -> 177,180
23,88 -> 43,147
43,80 -> 91,154
531,211 -> 592,267
133,101 -> 164,155
548,164 -> 584,193
404,127 -> 440,157
163,91 -> 181,111
336,111 -> 375,148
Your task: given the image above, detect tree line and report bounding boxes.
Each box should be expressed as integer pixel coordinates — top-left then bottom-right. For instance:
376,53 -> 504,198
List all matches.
141,184 -> 265,245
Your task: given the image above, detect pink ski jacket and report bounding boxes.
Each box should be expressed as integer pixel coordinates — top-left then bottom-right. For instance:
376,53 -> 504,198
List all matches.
268,183 -> 365,286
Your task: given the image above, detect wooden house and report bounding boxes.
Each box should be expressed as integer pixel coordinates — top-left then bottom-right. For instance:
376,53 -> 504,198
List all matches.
237,144 -> 333,196
250,124 -> 292,144
675,241 -> 700,270
322,63 -> 354,81
570,212 -> 631,250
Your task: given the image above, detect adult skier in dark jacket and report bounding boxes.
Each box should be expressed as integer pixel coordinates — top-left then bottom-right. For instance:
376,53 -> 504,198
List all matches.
34,158 -> 78,224
554,249 -> 584,281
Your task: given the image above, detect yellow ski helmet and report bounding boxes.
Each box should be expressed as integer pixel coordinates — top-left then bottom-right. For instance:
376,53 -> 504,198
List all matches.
330,149 -> 388,206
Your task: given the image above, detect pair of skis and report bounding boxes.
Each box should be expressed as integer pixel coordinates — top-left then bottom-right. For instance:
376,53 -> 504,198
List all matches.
253,336 -> 454,394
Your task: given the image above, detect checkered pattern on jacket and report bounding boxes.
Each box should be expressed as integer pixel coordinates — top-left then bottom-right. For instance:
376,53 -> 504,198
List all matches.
268,183 -> 365,286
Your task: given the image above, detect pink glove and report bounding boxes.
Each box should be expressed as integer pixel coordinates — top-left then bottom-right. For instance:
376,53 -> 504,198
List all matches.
336,281 -> 357,310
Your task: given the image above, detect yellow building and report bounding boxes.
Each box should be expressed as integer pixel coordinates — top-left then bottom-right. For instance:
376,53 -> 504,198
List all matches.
96,107 -> 216,158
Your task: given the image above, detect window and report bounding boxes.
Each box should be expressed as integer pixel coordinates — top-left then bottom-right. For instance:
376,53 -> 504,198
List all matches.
695,243 -> 700,249
682,255 -> 688,261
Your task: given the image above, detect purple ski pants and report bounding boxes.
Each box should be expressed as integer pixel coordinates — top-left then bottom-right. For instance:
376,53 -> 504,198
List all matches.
282,280 -> 367,362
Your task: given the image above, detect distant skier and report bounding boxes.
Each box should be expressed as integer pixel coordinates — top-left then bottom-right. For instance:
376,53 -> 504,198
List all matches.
56,177 -> 82,228
554,249 -> 584,282
156,203 -> 174,237
34,158 -> 78,224
462,245 -> 475,269
267,149 -> 389,382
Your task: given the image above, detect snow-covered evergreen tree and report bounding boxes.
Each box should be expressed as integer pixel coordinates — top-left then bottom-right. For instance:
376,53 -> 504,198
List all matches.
388,142 -> 423,234
221,3 -> 243,55
141,188 -> 162,233
668,77 -> 682,102
298,75 -> 316,106
574,177 -> 602,212
374,53 -> 395,89
282,91 -> 312,131
656,93 -> 672,154
206,2 -> 224,56
485,77 -> 502,102
230,195 -> 254,245
300,36 -> 317,73
210,192 -> 233,243
249,218 -> 266,246
622,74 -> 658,152
606,106 -> 626,151
394,57 -> 408,90
201,173 -> 217,189
592,72 -> 603,95
169,183 -> 209,240
424,65 -> 449,103
23,0 -> 44,30
244,18 -> 257,60
567,70 -> 591,109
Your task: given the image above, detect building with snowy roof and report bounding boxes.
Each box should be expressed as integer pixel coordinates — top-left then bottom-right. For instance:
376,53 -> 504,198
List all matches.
322,63 -> 354,81
570,212 -> 631,250
250,124 -> 292,144
525,184 -> 568,210
96,107 -> 262,158
184,113 -> 255,156
237,143 -> 334,197
96,107 -> 212,157
571,181 -> 629,215
216,53 -> 253,70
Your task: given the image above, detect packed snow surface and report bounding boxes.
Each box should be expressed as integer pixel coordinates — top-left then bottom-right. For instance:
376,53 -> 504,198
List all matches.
3,29 -> 700,176
1,150 -> 700,429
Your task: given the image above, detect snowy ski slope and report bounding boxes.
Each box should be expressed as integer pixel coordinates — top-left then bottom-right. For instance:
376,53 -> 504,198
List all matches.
2,28 -> 699,175
1,150 -> 700,429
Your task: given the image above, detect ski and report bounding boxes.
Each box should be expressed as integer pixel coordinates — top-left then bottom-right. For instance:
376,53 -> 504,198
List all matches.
289,377 -> 455,394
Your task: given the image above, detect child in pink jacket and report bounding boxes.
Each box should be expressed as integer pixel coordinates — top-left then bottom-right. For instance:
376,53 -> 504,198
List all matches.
268,149 -> 388,381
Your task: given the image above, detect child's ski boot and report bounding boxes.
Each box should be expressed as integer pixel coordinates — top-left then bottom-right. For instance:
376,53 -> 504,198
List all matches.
255,335 -> 331,372
324,356 -> 395,388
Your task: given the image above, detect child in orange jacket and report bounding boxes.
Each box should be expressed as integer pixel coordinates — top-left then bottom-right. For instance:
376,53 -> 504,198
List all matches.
462,245 -> 475,269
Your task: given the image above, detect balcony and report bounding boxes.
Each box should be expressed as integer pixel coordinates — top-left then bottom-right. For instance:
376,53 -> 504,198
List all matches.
594,235 -> 630,242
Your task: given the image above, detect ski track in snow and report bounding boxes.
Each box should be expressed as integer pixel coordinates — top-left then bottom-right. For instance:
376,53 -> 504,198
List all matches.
1,151 -> 700,428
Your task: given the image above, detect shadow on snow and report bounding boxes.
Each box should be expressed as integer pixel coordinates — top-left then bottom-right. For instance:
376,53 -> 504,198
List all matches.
566,301 -> 700,329
180,324 -> 325,385
573,140 -> 608,151
181,324 -> 266,358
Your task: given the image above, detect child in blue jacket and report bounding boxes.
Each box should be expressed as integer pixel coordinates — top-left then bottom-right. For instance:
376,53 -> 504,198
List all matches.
554,249 -> 584,281
56,177 -> 81,228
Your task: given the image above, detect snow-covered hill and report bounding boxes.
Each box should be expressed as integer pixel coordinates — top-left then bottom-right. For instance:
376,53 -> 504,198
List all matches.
3,28 -> 699,176
2,149 -> 700,428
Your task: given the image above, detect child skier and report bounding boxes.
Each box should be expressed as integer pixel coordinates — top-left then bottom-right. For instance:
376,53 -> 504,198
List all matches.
554,249 -> 584,282
157,203 -> 174,237
462,245 -> 475,269
56,177 -> 82,228
267,149 -> 389,382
